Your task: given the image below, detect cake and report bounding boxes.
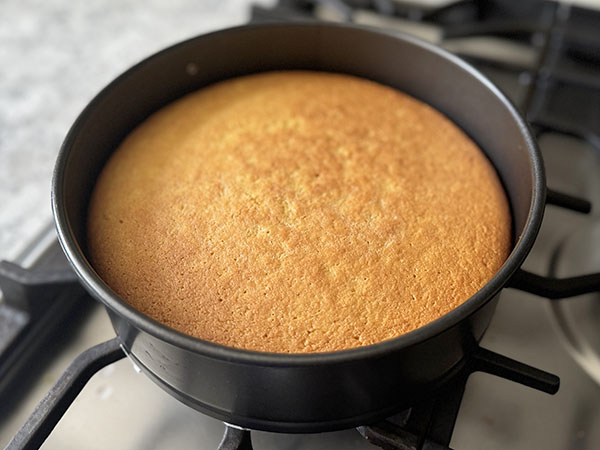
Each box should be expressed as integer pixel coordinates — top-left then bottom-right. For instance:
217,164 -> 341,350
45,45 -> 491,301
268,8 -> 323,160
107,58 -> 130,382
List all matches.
87,71 -> 511,353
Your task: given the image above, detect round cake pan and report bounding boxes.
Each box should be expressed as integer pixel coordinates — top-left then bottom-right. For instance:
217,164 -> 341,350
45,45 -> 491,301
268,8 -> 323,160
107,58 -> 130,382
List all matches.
51,22 -> 597,432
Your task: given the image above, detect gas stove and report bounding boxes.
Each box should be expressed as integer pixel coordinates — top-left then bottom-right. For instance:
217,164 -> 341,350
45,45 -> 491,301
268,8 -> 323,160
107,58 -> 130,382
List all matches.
1,1 -> 600,449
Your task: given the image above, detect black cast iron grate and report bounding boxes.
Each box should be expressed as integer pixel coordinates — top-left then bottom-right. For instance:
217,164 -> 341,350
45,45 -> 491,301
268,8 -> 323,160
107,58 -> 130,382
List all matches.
0,243 -> 84,398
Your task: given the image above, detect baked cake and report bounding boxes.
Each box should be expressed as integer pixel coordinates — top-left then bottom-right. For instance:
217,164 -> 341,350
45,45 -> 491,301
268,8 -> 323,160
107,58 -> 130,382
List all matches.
87,71 -> 511,353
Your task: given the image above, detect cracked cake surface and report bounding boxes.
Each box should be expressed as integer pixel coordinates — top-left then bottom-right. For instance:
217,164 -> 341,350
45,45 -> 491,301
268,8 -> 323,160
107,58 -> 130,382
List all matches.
87,71 -> 511,353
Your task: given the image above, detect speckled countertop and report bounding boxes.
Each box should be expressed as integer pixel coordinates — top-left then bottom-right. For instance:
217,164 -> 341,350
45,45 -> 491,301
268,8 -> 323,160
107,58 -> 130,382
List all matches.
0,0 -> 273,261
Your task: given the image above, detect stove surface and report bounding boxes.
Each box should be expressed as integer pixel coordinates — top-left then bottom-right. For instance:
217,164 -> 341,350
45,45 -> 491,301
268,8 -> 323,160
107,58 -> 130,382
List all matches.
1,1 -> 600,449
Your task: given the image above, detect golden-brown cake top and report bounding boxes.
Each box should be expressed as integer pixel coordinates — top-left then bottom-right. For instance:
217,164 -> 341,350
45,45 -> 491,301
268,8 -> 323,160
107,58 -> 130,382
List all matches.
87,71 -> 511,353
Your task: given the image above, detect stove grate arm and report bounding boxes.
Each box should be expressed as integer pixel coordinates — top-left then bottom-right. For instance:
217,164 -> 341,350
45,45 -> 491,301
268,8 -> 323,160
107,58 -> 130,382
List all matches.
4,338 -> 125,450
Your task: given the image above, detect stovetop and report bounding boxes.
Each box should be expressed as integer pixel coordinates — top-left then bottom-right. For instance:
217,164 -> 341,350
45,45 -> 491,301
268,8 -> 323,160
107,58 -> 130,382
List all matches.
1,1 -> 600,449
